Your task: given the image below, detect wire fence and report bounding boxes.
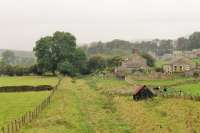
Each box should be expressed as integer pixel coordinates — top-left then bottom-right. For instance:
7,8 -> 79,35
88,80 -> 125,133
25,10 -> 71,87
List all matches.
1,77 -> 62,133
159,92 -> 200,101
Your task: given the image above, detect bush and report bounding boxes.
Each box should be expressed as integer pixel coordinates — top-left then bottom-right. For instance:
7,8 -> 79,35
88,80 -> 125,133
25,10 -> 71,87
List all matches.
155,67 -> 163,72
193,72 -> 199,78
88,56 -> 107,72
0,64 -> 40,76
57,60 -> 74,76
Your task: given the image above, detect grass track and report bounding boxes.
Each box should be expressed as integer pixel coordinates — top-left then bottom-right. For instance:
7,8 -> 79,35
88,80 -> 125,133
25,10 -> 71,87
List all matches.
21,77 -> 132,133
20,76 -> 200,133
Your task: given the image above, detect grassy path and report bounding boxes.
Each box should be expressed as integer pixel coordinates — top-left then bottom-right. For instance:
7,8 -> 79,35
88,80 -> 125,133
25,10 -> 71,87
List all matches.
21,77 -> 132,133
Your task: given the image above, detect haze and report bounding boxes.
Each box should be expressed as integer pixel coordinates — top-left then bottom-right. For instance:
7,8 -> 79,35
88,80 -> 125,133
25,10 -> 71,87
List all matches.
0,0 -> 200,51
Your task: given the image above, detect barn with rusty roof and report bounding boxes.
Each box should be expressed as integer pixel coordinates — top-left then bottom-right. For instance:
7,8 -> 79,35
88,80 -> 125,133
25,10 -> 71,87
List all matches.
133,85 -> 155,101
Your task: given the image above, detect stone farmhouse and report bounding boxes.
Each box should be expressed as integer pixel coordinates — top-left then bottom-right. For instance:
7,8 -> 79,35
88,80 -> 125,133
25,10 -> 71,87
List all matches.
115,49 -> 148,74
163,57 -> 196,74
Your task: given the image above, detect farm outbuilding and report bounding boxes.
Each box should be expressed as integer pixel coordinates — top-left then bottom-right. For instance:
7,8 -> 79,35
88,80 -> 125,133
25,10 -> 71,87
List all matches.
133,85 -> 155,101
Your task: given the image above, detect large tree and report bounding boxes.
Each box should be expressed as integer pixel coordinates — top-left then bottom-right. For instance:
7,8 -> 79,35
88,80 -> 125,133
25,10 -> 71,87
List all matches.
34,31 -> 78,74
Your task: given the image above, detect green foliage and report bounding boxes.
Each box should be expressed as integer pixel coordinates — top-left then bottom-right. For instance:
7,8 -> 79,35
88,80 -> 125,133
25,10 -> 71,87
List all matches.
1,50 -> 35,67
1,50 -> 16,65
34,31 -> 87,75
107,56 -> 123,68
141,53 -> 155,67
71,48 -> 88,74
57,60 -> 74,76
193,72 -> 199,79
83,32 -> 200,58
176,37 -> 189,51
88,56 -> 106,72
189,32 -> 200,50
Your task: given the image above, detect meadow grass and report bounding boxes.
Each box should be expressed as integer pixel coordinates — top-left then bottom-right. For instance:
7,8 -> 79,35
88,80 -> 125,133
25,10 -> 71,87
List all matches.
0,92 -> 50,127
84,76 -> 200,132
21,77 -> 132,133
115,96 -> 200,133
0,76 -> 59,128
0,76 -> 59,87
132,77 -> 193,86
19,76 -> 200,133
174,83 -> 200,95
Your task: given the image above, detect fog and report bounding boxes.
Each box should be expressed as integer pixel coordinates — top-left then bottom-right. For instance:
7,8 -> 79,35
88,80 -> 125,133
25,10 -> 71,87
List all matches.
0,0 -> 200,50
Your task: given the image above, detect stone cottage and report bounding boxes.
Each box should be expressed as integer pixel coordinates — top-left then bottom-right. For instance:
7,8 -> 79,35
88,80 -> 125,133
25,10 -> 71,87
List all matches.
115,49 -> 148,73
163,57 -> 196,74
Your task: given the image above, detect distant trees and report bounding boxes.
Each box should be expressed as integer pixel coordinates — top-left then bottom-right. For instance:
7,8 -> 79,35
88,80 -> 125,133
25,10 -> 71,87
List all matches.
1,50 -> 16,65
176,37 -> 189,51
189,32 -> 200,50
176,32 -> 200,51
83,32 -> 200,58
1,50 -> 35,67
0,50 -> 37,76
87,56 -> 106,73
107,56 -> 123,68
141,53 -> 155,67
0,64 -> 34,76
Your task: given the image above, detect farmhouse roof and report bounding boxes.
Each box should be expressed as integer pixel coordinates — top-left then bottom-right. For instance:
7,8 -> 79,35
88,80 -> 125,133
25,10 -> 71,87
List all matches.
133,85 -> 146,95
169,57 -> 195,66
124,53 -> 148,68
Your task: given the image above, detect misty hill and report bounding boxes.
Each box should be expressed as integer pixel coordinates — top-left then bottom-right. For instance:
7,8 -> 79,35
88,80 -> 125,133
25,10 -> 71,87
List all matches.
82,39 -> 171,57
0,49 -> 35,58
83,32 -> 200,57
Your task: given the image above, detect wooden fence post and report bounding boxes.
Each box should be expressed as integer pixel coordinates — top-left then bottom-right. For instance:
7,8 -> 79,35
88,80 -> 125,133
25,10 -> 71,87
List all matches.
1,127 -> 5,133
7,124 -> 10,133
15,120 -> 17,132
11,121 -> 14,133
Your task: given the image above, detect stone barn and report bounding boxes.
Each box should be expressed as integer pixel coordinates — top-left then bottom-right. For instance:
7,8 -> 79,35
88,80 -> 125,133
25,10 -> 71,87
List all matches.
163,57 -> 196,75
133,85 -> 155,101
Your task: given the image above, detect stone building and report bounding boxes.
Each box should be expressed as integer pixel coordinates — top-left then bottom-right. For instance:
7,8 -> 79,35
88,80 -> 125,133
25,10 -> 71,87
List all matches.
163,57 -> 196,74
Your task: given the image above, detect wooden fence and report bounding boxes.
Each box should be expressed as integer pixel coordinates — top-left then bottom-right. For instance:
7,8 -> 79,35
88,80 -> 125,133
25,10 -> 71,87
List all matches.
159,93 -> 200,101
1,78 -> 62,133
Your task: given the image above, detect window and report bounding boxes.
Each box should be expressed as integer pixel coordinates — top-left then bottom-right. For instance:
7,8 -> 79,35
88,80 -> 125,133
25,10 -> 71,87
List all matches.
180,66 -> 183,71
174,66 -> 177,71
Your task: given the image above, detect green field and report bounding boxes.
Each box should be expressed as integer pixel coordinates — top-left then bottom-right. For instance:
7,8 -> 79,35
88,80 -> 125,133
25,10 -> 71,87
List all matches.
0,76 -> 59,87
0,92 -> 49,127
0,76 -> 59,128
174,83 -> 200,95
130,77 -> 193,86
20,76 -> 200,133
127,76 -> 200,95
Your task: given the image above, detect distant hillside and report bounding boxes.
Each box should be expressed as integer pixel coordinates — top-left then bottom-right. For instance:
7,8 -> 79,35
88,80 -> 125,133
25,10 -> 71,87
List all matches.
0,49 -> 35,58
82,39 -> 169,57
82,32 -> 200,57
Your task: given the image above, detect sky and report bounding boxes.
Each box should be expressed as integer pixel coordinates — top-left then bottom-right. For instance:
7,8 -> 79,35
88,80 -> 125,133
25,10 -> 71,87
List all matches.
0,0 -> 200,51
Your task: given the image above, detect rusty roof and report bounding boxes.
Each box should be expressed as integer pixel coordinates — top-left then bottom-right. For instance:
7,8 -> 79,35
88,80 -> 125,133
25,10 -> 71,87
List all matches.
133,85 -> 146,95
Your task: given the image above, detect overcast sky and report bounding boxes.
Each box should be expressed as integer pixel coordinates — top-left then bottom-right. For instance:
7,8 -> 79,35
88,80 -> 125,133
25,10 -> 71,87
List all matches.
0,0 -> 200,51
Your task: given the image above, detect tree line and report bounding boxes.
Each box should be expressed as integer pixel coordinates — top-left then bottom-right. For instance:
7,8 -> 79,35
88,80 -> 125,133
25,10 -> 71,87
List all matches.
82,32 -> 200,57
0,31 -> 126,76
